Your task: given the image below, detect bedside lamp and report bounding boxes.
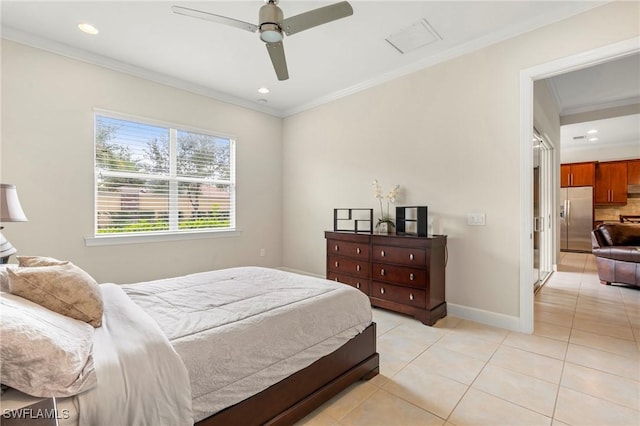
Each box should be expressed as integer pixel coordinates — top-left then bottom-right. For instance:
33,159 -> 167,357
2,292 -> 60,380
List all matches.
0,184 -> 28,264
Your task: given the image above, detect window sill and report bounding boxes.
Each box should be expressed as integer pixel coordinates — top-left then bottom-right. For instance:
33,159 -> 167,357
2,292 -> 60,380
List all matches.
84,229 -> 242,247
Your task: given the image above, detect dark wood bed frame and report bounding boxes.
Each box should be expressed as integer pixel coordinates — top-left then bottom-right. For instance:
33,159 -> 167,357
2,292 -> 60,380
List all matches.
195,322 -> 379,426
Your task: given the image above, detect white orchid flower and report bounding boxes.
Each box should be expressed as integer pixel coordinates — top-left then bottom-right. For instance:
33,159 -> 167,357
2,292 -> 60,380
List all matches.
372,180 -> 401,228
372,179 -> 383,199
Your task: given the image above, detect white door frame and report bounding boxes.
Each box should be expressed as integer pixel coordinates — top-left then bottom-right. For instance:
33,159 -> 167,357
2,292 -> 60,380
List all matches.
540,136 -> 555,281
518,37 -> 640,333
533,129 -> 554,290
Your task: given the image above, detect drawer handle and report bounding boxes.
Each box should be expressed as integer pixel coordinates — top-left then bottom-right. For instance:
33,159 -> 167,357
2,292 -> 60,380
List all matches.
356,264 -> 361,272
410,273 -> 415,281
334,244 -> 339,251
335,261 -> 339,268
409,253 -> 414,261
356,282 -> 360,289
380,287 -> 385,295
356,247 -> 361,254
380,268 -> 385,276
409,293 -> 414,301
381,250 -> 385,257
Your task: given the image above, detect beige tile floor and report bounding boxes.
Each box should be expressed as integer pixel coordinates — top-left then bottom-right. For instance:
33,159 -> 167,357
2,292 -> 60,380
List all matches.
297,252 -> 640,426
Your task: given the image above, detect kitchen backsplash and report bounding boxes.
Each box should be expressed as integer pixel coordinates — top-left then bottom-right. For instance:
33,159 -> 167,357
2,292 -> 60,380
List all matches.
595,196 -> 640,221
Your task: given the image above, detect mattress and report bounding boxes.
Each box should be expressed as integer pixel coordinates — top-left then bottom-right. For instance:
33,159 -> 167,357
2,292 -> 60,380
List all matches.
122,266 -> 373,422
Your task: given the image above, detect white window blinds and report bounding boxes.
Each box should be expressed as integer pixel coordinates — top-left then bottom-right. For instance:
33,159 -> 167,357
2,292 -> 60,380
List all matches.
94,114 -> 235,236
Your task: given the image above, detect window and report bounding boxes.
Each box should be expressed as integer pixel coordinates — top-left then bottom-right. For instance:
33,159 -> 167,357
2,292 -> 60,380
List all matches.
94,113 -> 235,237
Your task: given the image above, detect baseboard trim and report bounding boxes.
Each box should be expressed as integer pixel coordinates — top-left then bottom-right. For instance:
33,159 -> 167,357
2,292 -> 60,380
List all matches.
279,267 -> 524,332
447,303 -> 521,332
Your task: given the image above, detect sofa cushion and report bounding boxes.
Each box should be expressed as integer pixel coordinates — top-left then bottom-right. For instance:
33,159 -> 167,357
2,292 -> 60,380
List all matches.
592,246 -> 640,263
597,224 -> 640,247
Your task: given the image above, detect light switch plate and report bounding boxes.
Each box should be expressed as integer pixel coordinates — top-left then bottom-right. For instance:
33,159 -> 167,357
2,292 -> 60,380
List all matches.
467,212 -> 486,226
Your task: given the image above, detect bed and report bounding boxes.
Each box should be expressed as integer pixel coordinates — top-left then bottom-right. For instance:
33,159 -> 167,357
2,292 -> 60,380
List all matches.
0,264 -> 379,425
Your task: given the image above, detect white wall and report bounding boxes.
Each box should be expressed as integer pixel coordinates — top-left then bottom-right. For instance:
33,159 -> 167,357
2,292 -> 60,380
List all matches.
282,2 -> 639,324
1,40 -> 283,283
561,142 -> 640,163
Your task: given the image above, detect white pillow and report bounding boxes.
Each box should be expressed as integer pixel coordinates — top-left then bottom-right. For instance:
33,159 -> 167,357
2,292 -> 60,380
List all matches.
0,292 -> 97,397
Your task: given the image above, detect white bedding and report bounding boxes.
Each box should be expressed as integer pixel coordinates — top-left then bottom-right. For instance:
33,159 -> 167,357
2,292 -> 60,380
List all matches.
76,284 -> 193,425
122,266 -> 372,422
3,267 -> 372,425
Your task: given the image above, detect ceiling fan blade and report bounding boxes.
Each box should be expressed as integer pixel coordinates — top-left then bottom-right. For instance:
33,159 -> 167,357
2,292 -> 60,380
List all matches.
265,41 -> 289,81
279,1 -> 353,36
171,5 -> 258,33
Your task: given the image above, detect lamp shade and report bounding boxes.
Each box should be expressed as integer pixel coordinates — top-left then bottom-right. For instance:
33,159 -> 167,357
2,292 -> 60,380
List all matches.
0,184 -> 28,222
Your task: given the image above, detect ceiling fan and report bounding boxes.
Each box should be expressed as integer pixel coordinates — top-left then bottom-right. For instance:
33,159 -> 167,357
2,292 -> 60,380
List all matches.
171,1 -> 353,81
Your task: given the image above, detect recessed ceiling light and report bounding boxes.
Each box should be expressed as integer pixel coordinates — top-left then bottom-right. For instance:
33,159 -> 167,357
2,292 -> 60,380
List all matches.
78,23 -> 99,35
588,137 -> 599,142
258,87 -> 270,94
586,129 -> 598,134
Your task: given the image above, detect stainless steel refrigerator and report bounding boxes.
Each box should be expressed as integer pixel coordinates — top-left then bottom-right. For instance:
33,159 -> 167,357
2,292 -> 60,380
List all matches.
560,186 -> 593,252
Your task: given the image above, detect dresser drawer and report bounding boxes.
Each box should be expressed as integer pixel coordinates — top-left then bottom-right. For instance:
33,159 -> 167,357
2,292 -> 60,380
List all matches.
327,272 -> 370,294
327,239 -> 370,260
372,245 -> 426,266
372,263 -> 426,288
327,255 -> 370,278
372,281 -> 426,308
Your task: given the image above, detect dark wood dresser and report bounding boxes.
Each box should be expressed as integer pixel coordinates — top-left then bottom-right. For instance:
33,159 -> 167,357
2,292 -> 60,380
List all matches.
325,231 -> 447,325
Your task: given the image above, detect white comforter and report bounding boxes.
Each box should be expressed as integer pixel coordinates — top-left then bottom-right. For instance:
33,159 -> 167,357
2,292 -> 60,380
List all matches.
77,284 -> 193,426
123,266 -> 372,422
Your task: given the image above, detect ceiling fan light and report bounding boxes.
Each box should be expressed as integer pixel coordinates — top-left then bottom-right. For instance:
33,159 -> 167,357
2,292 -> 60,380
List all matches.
260,28 -> 283,43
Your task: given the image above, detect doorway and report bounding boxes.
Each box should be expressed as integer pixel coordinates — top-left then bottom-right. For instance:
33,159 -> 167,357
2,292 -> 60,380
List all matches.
518,37 -> 639,333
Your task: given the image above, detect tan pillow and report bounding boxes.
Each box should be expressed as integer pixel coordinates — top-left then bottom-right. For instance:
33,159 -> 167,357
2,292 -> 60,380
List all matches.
8,263 -> 104,327
0,292 -> 97,397
17,256 -> 69,267
0,265 -> 16,292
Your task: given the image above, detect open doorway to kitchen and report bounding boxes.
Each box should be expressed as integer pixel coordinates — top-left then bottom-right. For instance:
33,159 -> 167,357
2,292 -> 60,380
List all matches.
519,37 -> 639,333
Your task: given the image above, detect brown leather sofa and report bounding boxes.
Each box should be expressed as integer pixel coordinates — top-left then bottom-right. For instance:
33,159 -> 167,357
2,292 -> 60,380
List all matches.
591,223 -> 640,288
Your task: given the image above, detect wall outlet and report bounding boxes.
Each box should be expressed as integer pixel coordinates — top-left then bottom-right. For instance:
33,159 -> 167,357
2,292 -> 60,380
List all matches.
260,248 -> 266,257
467,212 -> 486,226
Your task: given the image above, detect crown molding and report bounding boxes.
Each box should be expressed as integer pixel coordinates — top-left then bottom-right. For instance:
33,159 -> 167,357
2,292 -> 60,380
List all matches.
561,96 -> 640,117
1,27 -> 285,118
282,1 -> 607,117
2,1 -> 607,120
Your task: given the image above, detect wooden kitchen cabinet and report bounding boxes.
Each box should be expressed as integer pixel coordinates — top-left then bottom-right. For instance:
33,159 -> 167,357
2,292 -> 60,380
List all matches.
628,159 -> 640,185
595,161 -> 627,205
560,162 -> 595,187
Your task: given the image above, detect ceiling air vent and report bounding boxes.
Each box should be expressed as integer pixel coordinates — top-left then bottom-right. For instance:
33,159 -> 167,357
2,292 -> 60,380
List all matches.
386,19 -> 442,54
572,135 -> 586,140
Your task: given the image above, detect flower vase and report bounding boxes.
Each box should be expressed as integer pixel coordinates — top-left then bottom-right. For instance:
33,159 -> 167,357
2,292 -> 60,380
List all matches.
377,221 -> 393,234
377,222 -> 388,234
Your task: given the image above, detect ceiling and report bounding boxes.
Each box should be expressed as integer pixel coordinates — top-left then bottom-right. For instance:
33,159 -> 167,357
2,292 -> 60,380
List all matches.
1,0 -> 607,117
545,53 -> 640,152
560,113 -> 640,151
